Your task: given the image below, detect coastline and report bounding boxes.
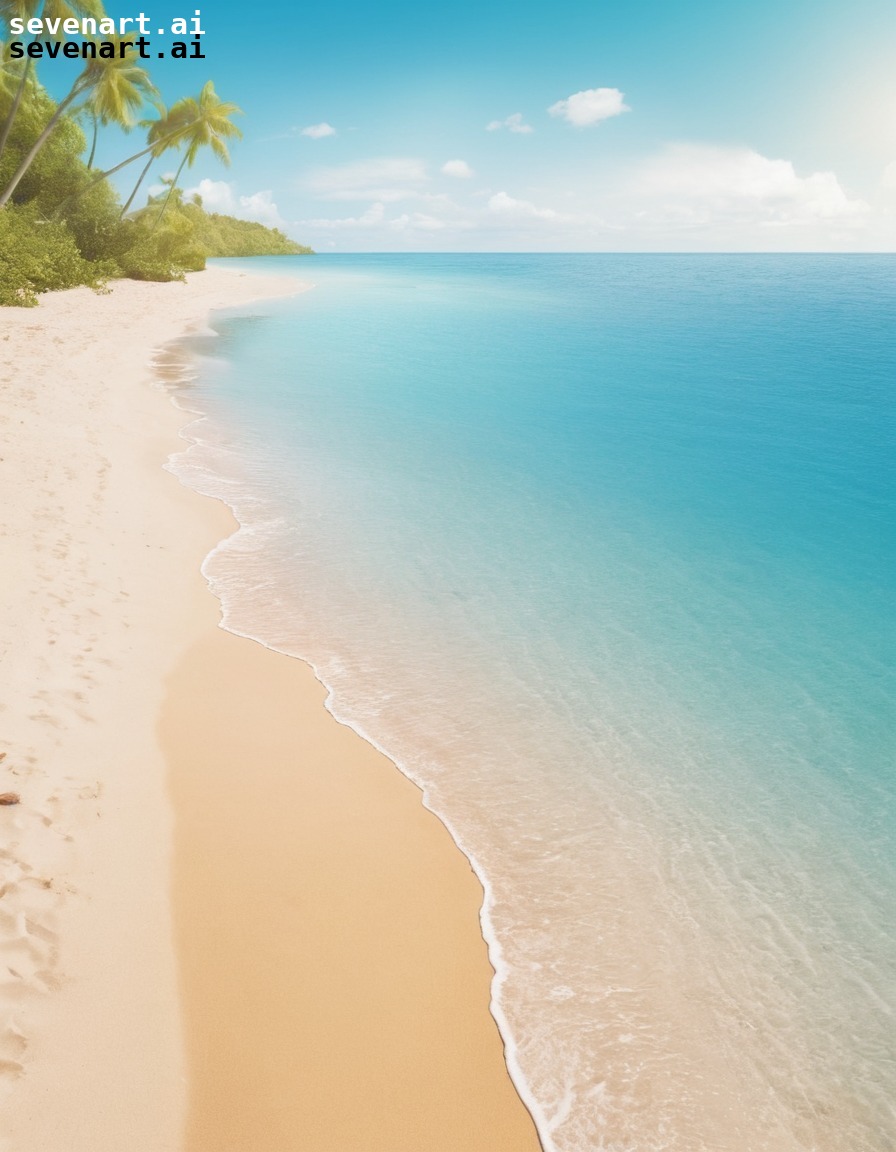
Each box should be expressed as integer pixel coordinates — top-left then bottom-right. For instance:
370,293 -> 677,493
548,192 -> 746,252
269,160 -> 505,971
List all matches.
0,266 -> 540,1150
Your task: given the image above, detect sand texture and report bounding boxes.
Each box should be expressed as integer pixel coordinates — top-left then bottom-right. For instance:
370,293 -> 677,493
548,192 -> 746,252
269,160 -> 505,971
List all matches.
0,267 -> 541,1151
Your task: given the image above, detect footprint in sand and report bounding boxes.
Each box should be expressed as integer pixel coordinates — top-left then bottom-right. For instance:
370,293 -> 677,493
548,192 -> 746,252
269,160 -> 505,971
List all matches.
0,1023 -> 27,1075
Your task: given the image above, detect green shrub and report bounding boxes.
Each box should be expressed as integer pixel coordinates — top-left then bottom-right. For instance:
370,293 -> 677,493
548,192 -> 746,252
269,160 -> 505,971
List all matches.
0,204 -> 113,306
0,79 -> 311,306
0,89 -> 88,217
194,210 -> 311,257
62,174 -> 127,265
114,207 -> 206,281
130,189 -> 312,258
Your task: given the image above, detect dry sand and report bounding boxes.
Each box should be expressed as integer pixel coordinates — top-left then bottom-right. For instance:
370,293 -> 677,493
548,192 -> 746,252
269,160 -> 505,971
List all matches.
0,266 -> 541,1151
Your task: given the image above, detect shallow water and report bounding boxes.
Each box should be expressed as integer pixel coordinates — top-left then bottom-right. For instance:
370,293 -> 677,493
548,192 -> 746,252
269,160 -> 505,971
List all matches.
169,254 -> 895,1151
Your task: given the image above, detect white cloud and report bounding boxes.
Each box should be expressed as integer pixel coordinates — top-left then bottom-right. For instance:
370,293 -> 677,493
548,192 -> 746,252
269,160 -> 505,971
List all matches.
548,87 -> 630,127
303,202 -> 388,229
486,113 -> 533,134
634,144 -> 869,226
186,179 -> 286,228
488,191 -> 559,220
149,172 -> 176,192
390,211 -> 448,232
237,191 -> 284,228
294,141 -> 888,252
302,202 -> 465,235
301,122 -> 336,139
303,158 -> 428,201
442,159 -> 474,179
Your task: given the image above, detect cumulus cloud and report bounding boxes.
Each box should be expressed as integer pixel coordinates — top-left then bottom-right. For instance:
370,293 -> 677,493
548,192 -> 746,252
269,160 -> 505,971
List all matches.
635,144 -> 869,226
488,191 -> 558,220
442,159 -> 474,179
486,113 -> 533,134
301,122 -> 336,139
548,87 -> 630,127
237,191 -> 285,228
186,179 -> 285,228
303,158 -> 428,201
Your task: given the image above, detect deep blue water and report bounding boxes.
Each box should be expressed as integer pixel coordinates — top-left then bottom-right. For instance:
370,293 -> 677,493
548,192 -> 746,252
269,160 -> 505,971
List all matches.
171,254 -> 895,1152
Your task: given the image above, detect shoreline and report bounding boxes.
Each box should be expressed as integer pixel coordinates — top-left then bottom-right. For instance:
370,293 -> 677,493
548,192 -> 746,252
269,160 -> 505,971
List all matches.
167,340 -> 551,1150
0,266 -> 540,1150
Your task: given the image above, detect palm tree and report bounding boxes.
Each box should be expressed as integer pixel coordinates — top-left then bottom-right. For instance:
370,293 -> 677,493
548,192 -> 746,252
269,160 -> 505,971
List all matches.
54,82 -> 241,220
79,36 -> 157,169
1,39 -> 20,100
1,44 -> 25,131
119,99 -> 186,217
152,82 -> 242,229
0,37 -> 155,207
51,102 -> 191,215
0,0 -> 104,167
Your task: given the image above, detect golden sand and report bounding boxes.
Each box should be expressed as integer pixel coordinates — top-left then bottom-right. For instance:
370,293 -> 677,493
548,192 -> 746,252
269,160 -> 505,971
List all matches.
0,267 -> 541,1151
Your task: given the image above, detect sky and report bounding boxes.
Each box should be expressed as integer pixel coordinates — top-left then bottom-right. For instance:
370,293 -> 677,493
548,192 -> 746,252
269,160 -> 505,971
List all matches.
35,0 -> 896,250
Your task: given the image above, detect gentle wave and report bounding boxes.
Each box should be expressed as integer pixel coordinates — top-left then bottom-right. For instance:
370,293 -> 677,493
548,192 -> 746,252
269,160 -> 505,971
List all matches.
163,254 -> 896,1151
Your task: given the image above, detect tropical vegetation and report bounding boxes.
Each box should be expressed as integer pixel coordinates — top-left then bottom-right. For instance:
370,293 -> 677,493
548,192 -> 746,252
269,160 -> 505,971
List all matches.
0,2 -> 311,306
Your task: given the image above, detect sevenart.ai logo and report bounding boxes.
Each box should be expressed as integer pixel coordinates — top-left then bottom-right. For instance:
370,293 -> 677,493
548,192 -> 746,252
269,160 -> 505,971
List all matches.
7,8 -> 207,61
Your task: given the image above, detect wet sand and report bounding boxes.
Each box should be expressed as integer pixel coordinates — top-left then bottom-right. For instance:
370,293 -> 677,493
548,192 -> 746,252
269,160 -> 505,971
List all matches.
0,266 -> 541,1151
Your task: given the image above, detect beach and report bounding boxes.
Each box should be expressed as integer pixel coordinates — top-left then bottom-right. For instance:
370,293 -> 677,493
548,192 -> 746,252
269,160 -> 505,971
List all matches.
145,254 -> 895,1152
0,266 -> 541,1151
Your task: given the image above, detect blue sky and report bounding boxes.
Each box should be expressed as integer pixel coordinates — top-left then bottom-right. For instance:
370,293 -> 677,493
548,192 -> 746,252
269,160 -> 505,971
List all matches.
35,0 -> 896,249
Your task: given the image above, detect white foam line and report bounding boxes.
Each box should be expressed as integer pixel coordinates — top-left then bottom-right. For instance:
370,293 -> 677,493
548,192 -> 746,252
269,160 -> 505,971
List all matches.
196,530 -> 560,1152
211,598 -> 559,1152
158,297 -> 558,1152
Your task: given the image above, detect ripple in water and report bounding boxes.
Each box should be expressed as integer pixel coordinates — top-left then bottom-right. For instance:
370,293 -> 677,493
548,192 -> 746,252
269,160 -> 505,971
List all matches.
168,254 -> 895,1151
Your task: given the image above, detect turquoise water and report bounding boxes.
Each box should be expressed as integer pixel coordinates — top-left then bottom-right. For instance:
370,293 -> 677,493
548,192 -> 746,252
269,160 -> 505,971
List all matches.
169,255 -> 895,1151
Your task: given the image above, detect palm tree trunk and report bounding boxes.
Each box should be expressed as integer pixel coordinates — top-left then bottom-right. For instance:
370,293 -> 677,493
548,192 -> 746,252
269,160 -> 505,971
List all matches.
54,120 -> 189,217
0,84 -> 83,208
87,113 -> 98,169
152,151 -> 189,231
120,154 -> 154,217
0,0 -> 51,167
0,60 -> 34,169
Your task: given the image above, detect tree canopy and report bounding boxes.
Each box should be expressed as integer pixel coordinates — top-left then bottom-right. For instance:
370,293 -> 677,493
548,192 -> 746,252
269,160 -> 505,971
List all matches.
0,4 -> 312,305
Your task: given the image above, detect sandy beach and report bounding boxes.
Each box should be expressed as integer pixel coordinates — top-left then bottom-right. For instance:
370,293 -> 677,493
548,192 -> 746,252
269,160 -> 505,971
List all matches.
0,266 -> 541,1151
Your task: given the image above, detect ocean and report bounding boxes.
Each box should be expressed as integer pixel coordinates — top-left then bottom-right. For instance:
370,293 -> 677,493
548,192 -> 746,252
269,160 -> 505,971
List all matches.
167,254 -> 895,1152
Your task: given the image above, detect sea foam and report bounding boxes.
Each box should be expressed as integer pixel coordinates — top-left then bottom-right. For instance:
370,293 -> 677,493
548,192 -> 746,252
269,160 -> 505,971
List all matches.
167,254 -> 896,1151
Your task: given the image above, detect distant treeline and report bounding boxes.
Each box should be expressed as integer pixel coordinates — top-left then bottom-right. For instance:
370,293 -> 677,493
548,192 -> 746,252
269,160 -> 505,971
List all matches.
188,204 -> 311,259
0,2 -> 312,306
